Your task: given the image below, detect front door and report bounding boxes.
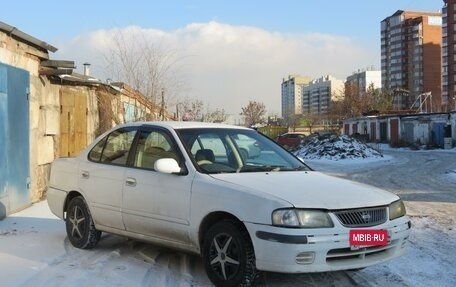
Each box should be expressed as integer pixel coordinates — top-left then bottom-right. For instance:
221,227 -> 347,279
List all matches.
122,127 -> 192,243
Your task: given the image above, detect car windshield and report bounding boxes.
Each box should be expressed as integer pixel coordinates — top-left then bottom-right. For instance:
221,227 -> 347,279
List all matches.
176,128 -> 311,174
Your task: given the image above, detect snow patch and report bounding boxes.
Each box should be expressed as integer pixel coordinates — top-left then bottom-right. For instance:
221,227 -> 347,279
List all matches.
294,134 -> 383,161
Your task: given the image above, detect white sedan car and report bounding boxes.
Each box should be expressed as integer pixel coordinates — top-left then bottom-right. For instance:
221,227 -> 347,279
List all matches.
47,121 -> 410,287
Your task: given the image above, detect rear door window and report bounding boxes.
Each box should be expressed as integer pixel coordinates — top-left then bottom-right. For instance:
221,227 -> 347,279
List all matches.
88,127 -> 137,166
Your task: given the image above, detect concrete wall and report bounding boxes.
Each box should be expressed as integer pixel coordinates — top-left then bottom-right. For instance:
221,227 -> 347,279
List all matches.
30,76 -> 60,201
452,112 -> 456,140
87,88 -> 99,143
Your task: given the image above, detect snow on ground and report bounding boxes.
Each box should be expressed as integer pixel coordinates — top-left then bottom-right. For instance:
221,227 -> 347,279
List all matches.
1,182 -> 455,287
447,169 -> 456,179
1,136 -> 456,286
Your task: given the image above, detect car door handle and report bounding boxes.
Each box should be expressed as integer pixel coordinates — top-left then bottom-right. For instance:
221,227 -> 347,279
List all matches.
81,171 -> 89,179
125,177 -> 136,187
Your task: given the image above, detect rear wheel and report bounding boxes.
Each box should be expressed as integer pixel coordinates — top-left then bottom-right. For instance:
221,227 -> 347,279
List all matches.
65,196 -> 101,249
202,220 -> 257,287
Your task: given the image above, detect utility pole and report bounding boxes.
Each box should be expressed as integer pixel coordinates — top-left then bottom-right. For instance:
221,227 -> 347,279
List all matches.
160,88 -> 165,121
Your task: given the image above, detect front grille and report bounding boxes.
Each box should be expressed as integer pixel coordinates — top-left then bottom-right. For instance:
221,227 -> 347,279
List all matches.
333,207 -> 387,227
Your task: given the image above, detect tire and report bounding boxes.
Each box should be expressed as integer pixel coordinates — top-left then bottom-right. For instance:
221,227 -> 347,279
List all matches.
202,220 -> 257,287
65,196 -> 101,249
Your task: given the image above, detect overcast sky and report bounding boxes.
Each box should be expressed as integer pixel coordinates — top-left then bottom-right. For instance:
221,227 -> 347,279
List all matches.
1,0 -> 442,116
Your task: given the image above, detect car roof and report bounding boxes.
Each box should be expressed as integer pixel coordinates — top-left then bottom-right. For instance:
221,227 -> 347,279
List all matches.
113,121 -> 253,131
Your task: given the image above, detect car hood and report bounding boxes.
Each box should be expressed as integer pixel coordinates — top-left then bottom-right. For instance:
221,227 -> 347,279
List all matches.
210,171 -> 398,210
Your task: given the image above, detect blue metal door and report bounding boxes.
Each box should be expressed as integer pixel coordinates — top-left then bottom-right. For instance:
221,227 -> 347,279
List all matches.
0,66 -> 7,218
433,123 -> 445,148
0,62 -> 30,218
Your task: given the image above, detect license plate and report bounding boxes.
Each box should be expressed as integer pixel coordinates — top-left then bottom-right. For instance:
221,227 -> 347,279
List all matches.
349,229 -> 388,247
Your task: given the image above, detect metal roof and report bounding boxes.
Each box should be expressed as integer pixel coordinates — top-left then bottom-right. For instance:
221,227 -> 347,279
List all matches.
0,21 -> 57,53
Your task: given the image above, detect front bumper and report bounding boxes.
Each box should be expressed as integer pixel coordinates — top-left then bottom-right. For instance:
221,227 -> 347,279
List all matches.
245,216 -> 411,273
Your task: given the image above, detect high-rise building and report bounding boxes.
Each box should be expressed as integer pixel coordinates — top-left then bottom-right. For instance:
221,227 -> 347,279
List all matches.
345,68 -> 382,98
302,75 -> 344,115
381,10 -> 442,112
281,75 -> 311,119
443,0 -> 456,111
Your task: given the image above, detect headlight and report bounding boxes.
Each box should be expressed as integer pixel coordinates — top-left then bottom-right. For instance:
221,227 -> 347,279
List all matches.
272,209 -> 334,228
389,200 -> 406,220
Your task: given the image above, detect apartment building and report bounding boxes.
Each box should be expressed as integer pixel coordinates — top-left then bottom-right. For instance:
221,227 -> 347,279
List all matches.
443,0 -> 456,111
281,75 -> 311,119
381,10 -> 442,112
302,75 -> 344,115
345,68 -> 382,98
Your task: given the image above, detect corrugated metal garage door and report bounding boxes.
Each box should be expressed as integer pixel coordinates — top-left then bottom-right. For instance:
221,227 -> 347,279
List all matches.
0,62 -> 30,218
404,122 -> 414,144
390,119 -> 399,145
380,122 -> 388,142
433,123 -> 445,147
370,122 -> 377,141
352,123 -> 358,134
344,124 -> 349,135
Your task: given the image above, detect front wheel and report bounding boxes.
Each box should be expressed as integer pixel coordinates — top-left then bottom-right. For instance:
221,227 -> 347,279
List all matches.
202,220 -> 257,287
65,196 -> 101,249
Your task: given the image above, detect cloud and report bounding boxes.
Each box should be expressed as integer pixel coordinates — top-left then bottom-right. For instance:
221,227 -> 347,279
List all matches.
54,21 -> 378,117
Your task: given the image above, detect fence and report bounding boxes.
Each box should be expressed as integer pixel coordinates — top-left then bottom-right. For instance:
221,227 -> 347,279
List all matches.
257,126 -> 288,139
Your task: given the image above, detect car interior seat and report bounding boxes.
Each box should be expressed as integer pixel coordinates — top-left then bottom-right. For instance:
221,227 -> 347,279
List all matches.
195,149 -> 215,163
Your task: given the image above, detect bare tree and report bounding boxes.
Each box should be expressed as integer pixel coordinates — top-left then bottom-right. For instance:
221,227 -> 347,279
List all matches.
284,109 -> 301,131
240,101 -> 266,127
177,97 -> 229,123
179,97 -> 205,121
330,83 -> 396,120
300,114 -> 319,134
104,29 -> 186,119
203,108 -> 228,123
371,86 -> 394,112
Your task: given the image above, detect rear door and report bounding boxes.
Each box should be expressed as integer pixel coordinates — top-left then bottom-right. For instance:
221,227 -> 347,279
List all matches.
79,127 -> 137,230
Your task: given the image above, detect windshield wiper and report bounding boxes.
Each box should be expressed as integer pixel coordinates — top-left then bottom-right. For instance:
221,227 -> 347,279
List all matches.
238,165 -> 287,172
266,166 -> 309,171
291,166 -> 309,171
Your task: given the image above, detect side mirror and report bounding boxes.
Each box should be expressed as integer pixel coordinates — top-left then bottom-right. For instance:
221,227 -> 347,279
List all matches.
154,158 -> 182,174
